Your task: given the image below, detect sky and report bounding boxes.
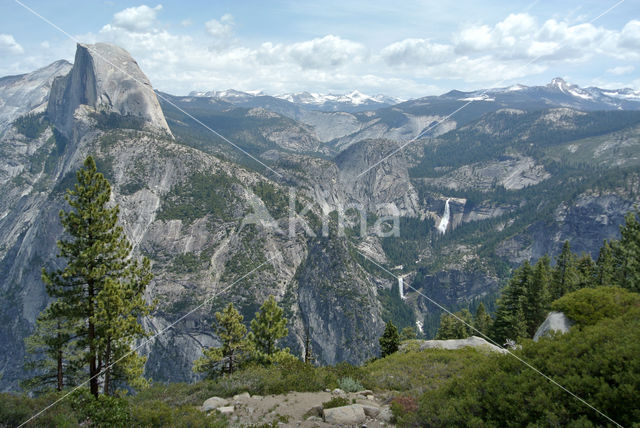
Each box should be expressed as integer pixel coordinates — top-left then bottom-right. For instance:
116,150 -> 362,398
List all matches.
1,0 -> 639,99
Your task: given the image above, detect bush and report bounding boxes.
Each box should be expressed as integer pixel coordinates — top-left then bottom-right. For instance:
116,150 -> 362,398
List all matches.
416,291 -> 640,427
551,286 -> 640,326
0,391 -> 78,427
338,377 -> 363,393
322,396 -> 350,409
130,400 -> 226,428
390,396 -> 419,425
70,389 -> 132,427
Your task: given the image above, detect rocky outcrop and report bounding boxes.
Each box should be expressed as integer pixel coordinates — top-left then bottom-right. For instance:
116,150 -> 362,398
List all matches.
496,192 -> 637,263
0,60 -> 71,132
323,404 -> 366,424
533,312 -> 573,341
407,336 -> 507,354
47,43 -> 171,139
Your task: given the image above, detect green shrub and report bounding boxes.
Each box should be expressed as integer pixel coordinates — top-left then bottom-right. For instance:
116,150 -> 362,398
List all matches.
362,347 -> 490,394
417,302 -> 640,426
338,376 -> 363,393
130,400 -> 226,428
322,396 -> 350,409
70,389 -> 132,427
0,391 -> 79,427
551,286 -> 640,326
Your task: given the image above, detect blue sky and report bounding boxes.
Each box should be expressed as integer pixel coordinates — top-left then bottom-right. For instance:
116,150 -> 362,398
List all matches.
1,0 -> 639,98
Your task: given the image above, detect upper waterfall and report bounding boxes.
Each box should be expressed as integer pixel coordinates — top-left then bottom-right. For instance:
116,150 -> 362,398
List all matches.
437,198 -> 451,234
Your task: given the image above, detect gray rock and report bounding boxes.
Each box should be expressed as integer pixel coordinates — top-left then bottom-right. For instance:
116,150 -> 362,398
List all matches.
307,405 -> 323,417
533,312 -> 573,341
323,404 -> 366,424
407,336 -> 507,354
233,392 -> 251,400
217,406 -> 235,415
0,60 -> 71,132
378,405 -> 393,422
361,404 -> 380,417
201,397 -> 229,412
331,388 -> 346,395
47,43 -> 172,139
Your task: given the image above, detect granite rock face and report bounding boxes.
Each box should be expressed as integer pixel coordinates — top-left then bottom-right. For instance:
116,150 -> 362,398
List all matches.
47,43 -> 171,139
0,60 -> 71,132
533,312 -> 573,341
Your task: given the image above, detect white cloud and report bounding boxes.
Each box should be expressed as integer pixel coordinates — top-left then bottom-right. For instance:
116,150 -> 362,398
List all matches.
111,4 -> 162,32
618,20 -> 640,50
607,65 -> 634,75
0,34 -> 24,55
67,6 -> 640,98
286,35 -> 367,69
205,14 -> 234,39
380,39 -> 453,66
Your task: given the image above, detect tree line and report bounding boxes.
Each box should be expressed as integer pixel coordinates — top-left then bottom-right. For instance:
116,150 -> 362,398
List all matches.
434,209 -> 640,345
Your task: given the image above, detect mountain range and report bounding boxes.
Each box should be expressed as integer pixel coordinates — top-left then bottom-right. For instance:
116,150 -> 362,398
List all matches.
1,42 -> 639,391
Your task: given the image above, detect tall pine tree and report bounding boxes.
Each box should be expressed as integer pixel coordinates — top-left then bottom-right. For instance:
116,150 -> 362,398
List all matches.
193,303 -> 252,376
22,306 -> 82,393
249,295 -> 289,360
41,156 -> 152,397
379,320 -> 400,357
595,240 -> 615,287
612,210 -> 640,292
550,241 -> 579,300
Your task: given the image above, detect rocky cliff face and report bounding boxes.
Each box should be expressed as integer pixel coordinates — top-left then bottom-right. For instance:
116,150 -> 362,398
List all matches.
0,60 -> 71,132
47,43 -> 171,139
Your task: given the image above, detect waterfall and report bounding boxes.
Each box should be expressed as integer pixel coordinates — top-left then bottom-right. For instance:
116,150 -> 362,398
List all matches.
416,320 -> 424,334
437,198 -> 451,234
398,276 -> 406,300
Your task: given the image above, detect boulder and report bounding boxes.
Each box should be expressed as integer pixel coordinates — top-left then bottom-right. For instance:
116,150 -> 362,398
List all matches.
378,405 -> 393,422
331,388 -> 346,395
217,406 -> 235,415
307,405 -> 323,417
201,396 -> 229,412
233,392 -> 251,400
407,336 -> 507,354
533,311 -> 573,341
323,404 -> 366,424
361,404 -> 380,417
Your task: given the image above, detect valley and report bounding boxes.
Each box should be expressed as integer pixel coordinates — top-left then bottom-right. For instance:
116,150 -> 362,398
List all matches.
1,41 -> 640,396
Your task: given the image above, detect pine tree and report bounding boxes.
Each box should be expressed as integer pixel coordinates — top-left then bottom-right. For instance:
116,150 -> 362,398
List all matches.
612,210 -> 640,292
41,156 -> 152,397
400,326 -> 417,341
379,320 -> 400,357
491,262 -> 531,344
595,240 -> 615,287
194,303 -> 252,377
575,253 -> 596,290
435,309 -> 473,339
523,256 -> 551,337
550,241 -> 579,300
22,306 -> 82,393
249,295 -> 288,359
473,303 -> 493,337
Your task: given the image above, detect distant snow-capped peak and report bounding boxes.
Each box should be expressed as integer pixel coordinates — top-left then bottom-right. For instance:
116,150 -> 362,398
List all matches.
547,77 -> 594,100
188,89 -> 265,99
275,90 -> 402,106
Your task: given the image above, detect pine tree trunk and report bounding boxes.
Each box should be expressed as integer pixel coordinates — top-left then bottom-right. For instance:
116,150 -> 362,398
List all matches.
103,339 -> 111,396
88,281 -> 99,398
57,347 -> 63,391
